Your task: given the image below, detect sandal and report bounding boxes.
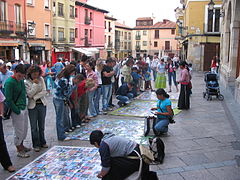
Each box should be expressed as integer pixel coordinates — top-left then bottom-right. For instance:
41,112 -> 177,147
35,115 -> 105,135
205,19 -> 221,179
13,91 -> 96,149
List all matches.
17,151 -> 30,158
7,166 -> 15,173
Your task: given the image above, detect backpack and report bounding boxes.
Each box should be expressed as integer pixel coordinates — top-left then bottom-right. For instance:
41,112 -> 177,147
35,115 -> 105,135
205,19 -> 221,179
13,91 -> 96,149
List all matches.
149,137 -> 165,164
144,116 -> 157,137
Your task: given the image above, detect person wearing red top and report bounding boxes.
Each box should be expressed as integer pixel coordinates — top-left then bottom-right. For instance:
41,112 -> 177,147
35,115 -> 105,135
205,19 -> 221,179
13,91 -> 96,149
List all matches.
210,56 -> 217,74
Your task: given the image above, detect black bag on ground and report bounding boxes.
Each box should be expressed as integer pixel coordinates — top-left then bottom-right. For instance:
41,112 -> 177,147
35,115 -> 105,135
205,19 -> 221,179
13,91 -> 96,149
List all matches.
144,116 -> 157,136
149,137 -> 165,164
142,171 -> 159,180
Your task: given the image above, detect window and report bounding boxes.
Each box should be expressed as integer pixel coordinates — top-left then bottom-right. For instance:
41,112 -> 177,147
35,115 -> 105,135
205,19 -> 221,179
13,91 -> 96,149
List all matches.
70,5 -> 74,18
165,41 -> 170,50
124,42 -> 127,49
105,21 -> 106,29
143,41 -> 147,46
58,3 -> 64,17
155,30 -> 159,39
207,8 -> 220,32
53,27 -> 56,41
121,42 -> 123,48
154,41 -> 158,47
124,32 -> 127,40
108,21 -> 111,32
90,12 -> 92,20
15,4 -> 21,24
44,0 -> 49,9
27,0 -> 33,5
53,1 -> 56,16
128,42 -> 131,50
90,29 -> 92,39
28,21 -> 35,36
128,32 -> 131,40
85,9 -> 88,19
108,35 -> 111,45
143,30 -> 147,35
58,27 -> 64,41
171,29 -> 175,35
44,24 -> 50,37
0,1 -> 6,21
70,28 -> 74,42
136,31 -> 141,36
75,8 -> 78,18
75,28 -> 78,38
136,41 -> 140,46
84,29 -> 88,37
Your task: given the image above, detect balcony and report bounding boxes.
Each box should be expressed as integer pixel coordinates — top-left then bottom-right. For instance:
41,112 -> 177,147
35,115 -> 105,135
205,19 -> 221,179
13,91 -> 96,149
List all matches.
135,35 -> 141,40
15,23 -> 26,35
0,21 -> 14,34
136,45 -> 141,51
84,38 -> 92,47
85,17 -> 91,25
162,46 -> 172,52
70,37 -> 75,43
58,38 -> 66,42
107,42 -> 113,51
115,42 -> 120,50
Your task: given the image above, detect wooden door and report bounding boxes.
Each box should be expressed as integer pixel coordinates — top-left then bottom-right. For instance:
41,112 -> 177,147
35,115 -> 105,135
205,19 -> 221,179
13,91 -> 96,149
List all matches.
204,43 -> 220,71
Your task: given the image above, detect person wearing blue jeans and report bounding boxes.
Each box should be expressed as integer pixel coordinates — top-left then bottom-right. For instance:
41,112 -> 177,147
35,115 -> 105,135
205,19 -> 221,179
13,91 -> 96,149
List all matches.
151,88 -> 173,135
101,59 -> 115,112
94,86 -> 102,114
116,82 -> 134,107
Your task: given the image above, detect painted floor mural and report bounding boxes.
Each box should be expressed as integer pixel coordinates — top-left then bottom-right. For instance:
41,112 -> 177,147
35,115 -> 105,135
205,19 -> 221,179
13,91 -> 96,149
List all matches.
109,100 -> 180,117
136,91 -> 179,101
8,146 -> 101,180
67,118 -> 147,144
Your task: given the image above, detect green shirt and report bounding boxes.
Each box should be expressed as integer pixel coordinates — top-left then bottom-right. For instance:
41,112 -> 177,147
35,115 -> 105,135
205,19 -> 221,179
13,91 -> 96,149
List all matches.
5,77 -> 27,115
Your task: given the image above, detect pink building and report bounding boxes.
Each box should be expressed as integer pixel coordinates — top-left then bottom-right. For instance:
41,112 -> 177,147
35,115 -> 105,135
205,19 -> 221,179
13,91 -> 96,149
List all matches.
73,0 -> 108,59
0,0 -> 26,61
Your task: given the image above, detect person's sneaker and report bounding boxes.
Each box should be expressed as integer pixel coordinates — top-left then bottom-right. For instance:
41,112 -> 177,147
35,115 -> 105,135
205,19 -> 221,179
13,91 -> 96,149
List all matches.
107,107 -> 113,111
63,137 -> 71,141
23,147 -> 31,152
76,125 -> 81,128
64,131 -> 69,135
103,111 -> 108,115
68,129 -> 73,132
41,144 -> 48,148
71,127 -> 75,130
81,122 -> 86,126
33,147 -> 41,152
17,151 -> 30,158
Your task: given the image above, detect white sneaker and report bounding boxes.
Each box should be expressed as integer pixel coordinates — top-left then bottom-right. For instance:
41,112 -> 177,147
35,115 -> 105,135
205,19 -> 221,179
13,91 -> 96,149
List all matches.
76,125 -> 81,128
63,137 -> 71,141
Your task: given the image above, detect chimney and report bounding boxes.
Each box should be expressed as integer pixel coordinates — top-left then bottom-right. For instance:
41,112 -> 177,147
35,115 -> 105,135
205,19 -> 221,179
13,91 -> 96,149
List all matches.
163,19 -> 169,24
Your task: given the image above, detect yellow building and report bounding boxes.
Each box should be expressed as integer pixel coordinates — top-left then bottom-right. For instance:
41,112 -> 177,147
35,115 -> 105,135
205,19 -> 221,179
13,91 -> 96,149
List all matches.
178,0 -> 222,71
115,22 -> 132,59
52,0 -> 75,63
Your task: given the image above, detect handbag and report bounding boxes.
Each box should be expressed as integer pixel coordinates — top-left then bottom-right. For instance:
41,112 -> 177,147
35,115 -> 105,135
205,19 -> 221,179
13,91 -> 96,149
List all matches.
5,89 -> 23,117
139,145 -> 155,165
159,106 -> 175,124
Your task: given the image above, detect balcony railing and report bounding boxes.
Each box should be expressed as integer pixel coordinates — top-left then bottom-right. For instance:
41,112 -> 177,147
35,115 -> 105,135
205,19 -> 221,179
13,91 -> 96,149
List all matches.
162,46 -> 172,52
136,45 -> 141,50
58,37 -> 66,42
0,20 -> 14,34
85,17 -> 91,25
135,35 -> 141,40
84,38 -> 92,46
70,37 -> 75,43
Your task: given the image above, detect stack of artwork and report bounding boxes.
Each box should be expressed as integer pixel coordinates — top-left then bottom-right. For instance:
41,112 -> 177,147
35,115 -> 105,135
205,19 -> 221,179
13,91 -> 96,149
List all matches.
8,146 -> 101,180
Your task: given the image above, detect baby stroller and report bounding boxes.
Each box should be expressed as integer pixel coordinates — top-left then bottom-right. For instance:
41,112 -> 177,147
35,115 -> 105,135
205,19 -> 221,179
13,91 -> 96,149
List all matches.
203,72 -> 224,101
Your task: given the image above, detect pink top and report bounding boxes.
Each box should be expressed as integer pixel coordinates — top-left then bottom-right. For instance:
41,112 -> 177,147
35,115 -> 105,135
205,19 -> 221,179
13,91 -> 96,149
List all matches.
179,69 -> 191,84
0,90 -> 5,103
87,70 -> 98,91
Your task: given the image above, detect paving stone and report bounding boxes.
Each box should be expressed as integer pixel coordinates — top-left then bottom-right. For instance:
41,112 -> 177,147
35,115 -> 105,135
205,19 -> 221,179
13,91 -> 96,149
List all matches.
179,153 -> 211,166
208,166 -> 240,180
204,149 -> 240,163
159,156 -> 187,169
157,173 -> 184,180
180,169 -> 218,180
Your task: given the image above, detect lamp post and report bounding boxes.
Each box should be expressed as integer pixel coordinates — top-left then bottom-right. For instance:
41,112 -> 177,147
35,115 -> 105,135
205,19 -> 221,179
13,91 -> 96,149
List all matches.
24,21 -> 36,63
208,0 -> 215,10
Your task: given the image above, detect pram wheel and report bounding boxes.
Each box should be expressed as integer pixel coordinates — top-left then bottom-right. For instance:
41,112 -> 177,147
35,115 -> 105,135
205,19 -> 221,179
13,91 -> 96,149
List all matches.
207,95 -> 212,101
218,94 -> 224,101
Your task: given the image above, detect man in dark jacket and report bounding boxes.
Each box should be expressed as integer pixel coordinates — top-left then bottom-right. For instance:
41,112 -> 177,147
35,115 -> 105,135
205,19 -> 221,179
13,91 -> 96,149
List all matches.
116,82 -> 134,107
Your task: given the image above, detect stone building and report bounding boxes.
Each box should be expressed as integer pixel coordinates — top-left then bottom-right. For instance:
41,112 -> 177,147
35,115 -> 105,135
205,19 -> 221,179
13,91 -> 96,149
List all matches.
220,0 -> 240,103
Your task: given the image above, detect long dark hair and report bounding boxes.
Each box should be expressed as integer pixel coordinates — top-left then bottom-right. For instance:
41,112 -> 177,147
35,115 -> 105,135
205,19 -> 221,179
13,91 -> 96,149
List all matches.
156,88 -> 170,98
27,65 -> 42,79
57,64 -> 76,79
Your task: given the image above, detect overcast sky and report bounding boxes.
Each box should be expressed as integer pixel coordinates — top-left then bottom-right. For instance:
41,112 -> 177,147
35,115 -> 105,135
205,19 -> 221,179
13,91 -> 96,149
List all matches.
88,0 -> 182,27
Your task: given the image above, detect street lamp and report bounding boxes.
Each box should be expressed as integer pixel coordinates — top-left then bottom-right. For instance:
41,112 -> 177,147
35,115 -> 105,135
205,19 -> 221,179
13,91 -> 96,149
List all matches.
208,0 -> 215,10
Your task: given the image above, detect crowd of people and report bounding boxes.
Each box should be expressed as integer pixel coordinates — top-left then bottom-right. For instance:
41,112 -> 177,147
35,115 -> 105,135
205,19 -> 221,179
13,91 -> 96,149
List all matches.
0,54 -> 192,177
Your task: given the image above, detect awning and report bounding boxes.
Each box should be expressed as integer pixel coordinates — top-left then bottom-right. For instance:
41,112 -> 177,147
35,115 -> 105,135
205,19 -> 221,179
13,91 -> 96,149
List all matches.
82,47 -> 99,54
72,48 -> 93,56
0,40 -> 20,47
28,43 -> 45,47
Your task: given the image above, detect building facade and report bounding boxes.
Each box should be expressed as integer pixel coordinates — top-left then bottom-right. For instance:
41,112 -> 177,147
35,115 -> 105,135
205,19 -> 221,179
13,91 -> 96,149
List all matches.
74,0 -> 108,60
178,0 -> 222,71
103,15 -> 116,59
0,0 -> 26,61
115,22 -> 132,59
26,0 -> 52,64
132,17 -> 178,58
220,0 -> 240,103
52,0 -> 75,64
